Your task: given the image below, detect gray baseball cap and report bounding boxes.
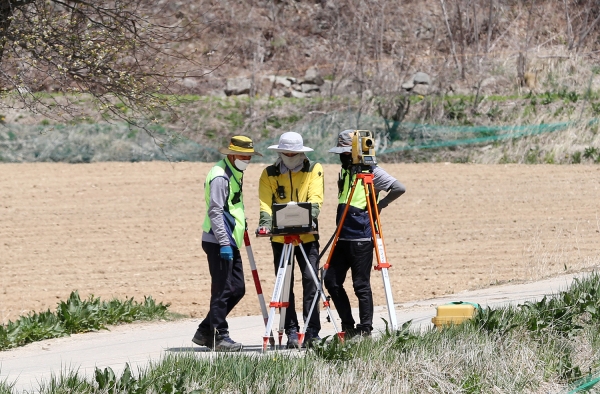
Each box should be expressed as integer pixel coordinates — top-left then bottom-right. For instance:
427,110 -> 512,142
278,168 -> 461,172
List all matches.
328,129 -> 354,154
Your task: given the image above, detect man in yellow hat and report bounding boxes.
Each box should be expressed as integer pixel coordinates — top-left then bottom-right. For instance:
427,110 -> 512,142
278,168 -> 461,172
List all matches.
192,136 -> 262,352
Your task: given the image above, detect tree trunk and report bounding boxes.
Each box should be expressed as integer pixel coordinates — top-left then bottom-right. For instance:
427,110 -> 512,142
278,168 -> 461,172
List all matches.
440,0 -> 461,77
485,0 -> 494,53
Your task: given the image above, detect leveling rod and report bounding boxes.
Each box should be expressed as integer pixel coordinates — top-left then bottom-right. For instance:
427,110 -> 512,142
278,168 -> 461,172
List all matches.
243,230 -> 275,347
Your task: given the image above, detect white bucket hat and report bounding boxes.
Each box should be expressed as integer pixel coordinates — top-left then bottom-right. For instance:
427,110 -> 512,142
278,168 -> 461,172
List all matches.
267,132 -> 313,153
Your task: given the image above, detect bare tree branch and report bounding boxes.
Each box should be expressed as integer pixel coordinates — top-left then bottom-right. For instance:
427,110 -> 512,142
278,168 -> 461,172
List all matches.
0,0 -> 216,135
440,0 -> 461,77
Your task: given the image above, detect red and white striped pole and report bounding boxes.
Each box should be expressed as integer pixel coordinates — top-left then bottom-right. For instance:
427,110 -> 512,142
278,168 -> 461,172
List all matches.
244,230 -> 275,345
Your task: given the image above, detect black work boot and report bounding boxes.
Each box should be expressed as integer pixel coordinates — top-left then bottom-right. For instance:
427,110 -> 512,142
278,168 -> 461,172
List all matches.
191,329 -> 214,347
349,326 -> 372,342
214,332 -> 243,352
303,328 -> 321,348
286,327 -> 300,349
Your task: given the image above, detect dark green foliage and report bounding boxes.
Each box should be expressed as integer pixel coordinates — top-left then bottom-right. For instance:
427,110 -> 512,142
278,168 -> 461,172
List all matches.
555,351 -> 582,382
0,311 -> 65,349
224,112 -> 245,130
470,306 -> 519,336
95,364 -> 153,394
382,319 -> 417,350
583,146 -> 600,162
525,148 -> 539,164
461,372 -> 483,394
486,105 -> 503,120
539,92 -> 556,105
470,273 -> 600,340
58,292 -> 106,332
521,296 -> 583,337
0,291 -> 170,350
309,334 -> 354,362
444,98 -> 469,123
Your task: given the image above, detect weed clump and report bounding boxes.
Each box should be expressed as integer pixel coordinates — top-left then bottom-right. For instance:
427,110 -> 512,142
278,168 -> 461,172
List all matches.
0,291 -> 170,350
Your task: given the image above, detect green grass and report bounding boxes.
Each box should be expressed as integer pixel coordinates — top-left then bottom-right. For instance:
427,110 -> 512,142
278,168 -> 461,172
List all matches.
0,291 -> 171,351
4,274 -> 600,393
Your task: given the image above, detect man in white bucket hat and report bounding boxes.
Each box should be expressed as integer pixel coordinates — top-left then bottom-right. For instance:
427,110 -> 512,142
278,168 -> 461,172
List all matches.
257,131 -> 324,348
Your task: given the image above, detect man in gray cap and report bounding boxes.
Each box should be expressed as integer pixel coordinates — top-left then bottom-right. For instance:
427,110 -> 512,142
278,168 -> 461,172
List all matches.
256,131 -> 324,348
324,129 -> 406,339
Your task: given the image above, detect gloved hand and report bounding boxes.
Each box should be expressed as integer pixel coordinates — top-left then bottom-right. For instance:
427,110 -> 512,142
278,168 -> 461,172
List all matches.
255,226 -> 271,235
220,245 -> 234,261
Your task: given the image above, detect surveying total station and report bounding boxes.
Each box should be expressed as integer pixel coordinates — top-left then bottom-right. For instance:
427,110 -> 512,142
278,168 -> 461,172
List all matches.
258,202 -> 341,350
323,130 -> 399,331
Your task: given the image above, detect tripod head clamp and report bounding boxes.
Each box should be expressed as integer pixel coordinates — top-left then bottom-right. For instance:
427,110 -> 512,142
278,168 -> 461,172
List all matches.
349,163 -> 374,176
283,234 -> 302,246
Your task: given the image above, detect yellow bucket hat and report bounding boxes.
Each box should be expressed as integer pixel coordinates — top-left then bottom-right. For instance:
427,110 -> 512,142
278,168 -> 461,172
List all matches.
219,135 -> 262,156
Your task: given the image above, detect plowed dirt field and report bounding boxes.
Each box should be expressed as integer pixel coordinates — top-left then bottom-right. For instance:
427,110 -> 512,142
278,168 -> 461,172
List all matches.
1,162 -> 599,324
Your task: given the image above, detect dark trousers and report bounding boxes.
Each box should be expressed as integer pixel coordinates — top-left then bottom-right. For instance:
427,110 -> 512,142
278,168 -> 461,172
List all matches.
323,240 -> 374,331
198,241 -> 245,335
271,241 -> 321,332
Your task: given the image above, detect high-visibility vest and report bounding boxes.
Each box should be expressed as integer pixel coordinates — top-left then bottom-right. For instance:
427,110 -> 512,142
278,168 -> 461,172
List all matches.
336,167 -> 373,240
202,159 -> 245,248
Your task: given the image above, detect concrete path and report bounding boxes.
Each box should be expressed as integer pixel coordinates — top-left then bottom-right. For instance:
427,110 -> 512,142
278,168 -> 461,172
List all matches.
0,273 -> 583,393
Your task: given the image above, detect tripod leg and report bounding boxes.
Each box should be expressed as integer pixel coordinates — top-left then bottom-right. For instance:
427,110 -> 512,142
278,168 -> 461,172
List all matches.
298,244 -> 342,340
279,243 -> 294,346
263,242 -> 292,351
365,180 -> 398,331
374,233 -> 398,330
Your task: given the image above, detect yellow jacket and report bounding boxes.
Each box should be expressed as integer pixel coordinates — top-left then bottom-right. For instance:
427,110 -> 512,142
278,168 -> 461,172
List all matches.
258,159 -> 324,243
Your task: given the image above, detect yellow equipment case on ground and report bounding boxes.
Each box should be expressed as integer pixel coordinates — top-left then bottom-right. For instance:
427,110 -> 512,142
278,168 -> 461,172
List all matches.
431,301 -> 480,328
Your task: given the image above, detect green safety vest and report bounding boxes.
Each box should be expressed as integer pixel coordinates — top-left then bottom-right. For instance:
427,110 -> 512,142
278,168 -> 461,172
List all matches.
338,168 -> 367,208
202,159 -> 245,248
336,167 -> 372,239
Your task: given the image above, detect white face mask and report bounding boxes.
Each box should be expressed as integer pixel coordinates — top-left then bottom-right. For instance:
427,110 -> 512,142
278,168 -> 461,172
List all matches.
279,152 -> 306,171
234,158 -> 250,171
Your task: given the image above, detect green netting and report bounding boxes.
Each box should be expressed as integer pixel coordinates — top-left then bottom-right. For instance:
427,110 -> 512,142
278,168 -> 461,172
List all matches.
0,123 -> 221,163
0,112 -> 595,163
275,111 -> 598,163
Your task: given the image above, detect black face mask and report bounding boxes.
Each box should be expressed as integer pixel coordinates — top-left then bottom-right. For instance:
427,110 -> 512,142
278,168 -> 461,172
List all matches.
339,154 -> 353,168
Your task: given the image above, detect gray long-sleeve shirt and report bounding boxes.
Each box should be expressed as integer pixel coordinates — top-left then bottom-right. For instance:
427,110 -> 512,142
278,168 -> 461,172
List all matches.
372,166 -> 406,209
202,176 -> 231,246
373,166 -> 406,209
